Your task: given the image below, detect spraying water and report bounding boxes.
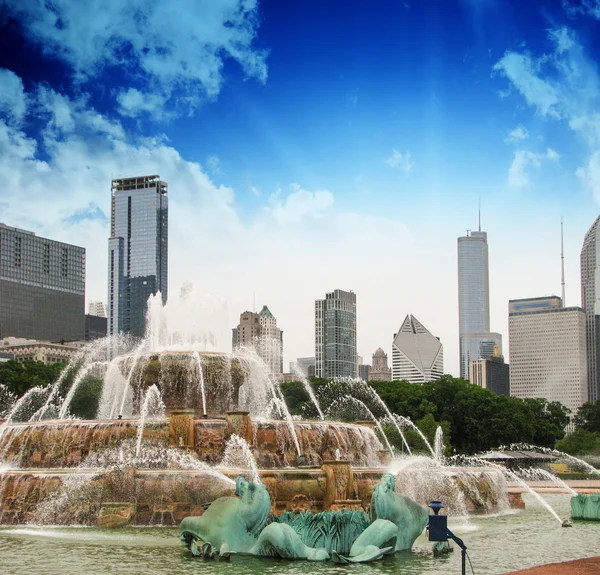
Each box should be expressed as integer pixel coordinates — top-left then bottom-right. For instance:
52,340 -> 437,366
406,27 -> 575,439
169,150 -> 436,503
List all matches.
291,363 -> 324,420
434,426 -> 445,462
326,396 -> 394,456
218,434 -> 261,484
135,385 -> 165,458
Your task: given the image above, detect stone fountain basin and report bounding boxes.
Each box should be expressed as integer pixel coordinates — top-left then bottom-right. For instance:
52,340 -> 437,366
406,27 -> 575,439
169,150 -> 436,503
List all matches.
0,416 -> 384,469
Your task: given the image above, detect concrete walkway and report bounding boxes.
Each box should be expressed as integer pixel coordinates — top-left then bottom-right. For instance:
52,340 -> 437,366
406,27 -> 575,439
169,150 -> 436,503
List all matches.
504,556 -> 600,574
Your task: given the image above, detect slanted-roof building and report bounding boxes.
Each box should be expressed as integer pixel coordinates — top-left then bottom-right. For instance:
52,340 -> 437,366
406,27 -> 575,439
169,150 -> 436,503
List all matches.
392,315 -> 443,383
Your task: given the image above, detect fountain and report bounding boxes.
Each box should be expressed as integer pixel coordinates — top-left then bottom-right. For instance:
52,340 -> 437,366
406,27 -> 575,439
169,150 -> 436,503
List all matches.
1,289 -> 594,543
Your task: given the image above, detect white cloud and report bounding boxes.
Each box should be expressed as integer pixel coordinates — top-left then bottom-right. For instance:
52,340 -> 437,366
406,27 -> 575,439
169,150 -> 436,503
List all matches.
206,155 -> 223,175
0,69 -> 27,124
384,149 -> 414,172
495,26 -> 600,202
493,52 -> 560,118
504,124 -> 529,144
264,184 -> 334,226
508,148 -> 559,187
117,88 -> 168,119
576,150 -> 600,202
562,0 -> 600,19
4,0 -> 267,116
1,75 -> 440,373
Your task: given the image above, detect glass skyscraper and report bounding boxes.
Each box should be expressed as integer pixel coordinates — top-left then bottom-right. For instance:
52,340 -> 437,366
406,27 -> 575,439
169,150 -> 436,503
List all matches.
581,214 -> 600,403
457,229 -> 502,379
315,289 -> 357,378
0,223 -> 85,341
108,175 -> 168,338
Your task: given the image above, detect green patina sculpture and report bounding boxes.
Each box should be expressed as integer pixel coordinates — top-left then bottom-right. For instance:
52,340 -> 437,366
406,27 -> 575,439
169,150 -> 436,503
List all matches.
179,473 -> 428,563
571,494 -> 600,521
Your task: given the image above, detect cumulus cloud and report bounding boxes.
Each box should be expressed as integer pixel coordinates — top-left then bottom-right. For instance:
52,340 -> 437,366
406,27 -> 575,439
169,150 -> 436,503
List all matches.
117,89 -> 168,119
508,148 -> 559,188
0,73 -> 429,372
494,26 -> 600,201
504,124 -> 529,144
384,149 -> 414,172
0,69 -> 27,124
264,184 -> 334,226
3,0 -> 267,117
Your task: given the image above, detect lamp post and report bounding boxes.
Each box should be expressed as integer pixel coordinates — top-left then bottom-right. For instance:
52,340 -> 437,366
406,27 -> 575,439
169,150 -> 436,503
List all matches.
428,500 -> 468,575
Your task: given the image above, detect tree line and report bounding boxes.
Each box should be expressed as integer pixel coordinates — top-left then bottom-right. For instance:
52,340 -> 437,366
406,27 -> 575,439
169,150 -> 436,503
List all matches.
2,359 -> 599,457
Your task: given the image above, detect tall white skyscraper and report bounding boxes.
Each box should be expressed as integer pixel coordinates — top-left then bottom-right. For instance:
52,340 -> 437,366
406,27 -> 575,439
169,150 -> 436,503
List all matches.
392,315 -> 443,383
107,175 -> 168,338
457,228 -> 502,379
581,215 -> 600,403
315,289 -> 357,378
509,296 -> 587,421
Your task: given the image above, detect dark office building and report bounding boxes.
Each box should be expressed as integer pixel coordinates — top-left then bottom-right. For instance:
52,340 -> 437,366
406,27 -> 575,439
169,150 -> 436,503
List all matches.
469,352 -> 510,397
108,175 -> 168,338
358,364 -> 371,382
0,223 -> 85,341
85,314 -> 107,340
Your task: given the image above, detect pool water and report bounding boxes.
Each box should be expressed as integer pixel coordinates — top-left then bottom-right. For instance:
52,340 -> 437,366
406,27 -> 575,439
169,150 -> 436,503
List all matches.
0,494 -> 598,575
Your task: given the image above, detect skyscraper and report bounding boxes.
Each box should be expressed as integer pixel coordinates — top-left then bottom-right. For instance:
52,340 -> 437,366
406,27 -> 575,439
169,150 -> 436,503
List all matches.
107,175 -> 168,338
581,215 -> 600,403
509,296 -> 587,420
392,314 -> 443,383
232,306 -> 283,377
0,223 -> 85,341
457,228 -> 502,379
315,289 -> 357,378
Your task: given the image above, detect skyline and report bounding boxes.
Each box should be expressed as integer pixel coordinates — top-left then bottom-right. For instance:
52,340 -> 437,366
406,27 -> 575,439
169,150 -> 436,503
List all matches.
1,0 -> 600,374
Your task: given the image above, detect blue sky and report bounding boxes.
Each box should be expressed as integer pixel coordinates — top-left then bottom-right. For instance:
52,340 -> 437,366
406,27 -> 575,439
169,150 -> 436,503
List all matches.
1,0 -> 600,374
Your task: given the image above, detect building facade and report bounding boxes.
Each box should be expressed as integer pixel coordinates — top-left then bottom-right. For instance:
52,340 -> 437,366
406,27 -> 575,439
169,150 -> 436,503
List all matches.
392,315 -> 443,383
88,301 -> 107,317
457,229 -> 503,379
581,215 -> 600,403
291,357 -> 316,378
85,314 -> 107,340
0,337 -> 85,364
369,348 -> 392,381
468,346 -> 510,396
107,175 -> 168,338
0,223 -> 85,341
315,289 -> 357,378
358,363 -> 371,382
232,306 -> 283,377
508,296 -> 588,420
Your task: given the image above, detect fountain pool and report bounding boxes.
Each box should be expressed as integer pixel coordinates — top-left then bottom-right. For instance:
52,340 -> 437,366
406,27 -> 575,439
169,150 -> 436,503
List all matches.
0,494 -> 598,575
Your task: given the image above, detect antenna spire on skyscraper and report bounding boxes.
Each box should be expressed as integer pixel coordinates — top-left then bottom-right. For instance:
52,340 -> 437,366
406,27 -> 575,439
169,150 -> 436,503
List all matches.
561,218 -> 565,307
478,197 -> 481,232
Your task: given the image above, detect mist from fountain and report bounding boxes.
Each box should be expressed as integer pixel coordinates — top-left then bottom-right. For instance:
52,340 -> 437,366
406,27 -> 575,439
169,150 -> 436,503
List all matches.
326,396 -> 394,456
452,454 -> 565,524
521,467 -> 577,496
217,434 -> 261,484
233,346 -> 301,456
434,426 -> 445,462
291,364 -> 324,420
191,351 -> 207,417
135,385 -> 165,458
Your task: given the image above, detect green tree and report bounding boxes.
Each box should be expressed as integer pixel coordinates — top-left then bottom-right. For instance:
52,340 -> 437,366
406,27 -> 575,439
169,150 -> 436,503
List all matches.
556,428 -> 600,456
0,360 -> 64,397
573,400 -> 600,433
